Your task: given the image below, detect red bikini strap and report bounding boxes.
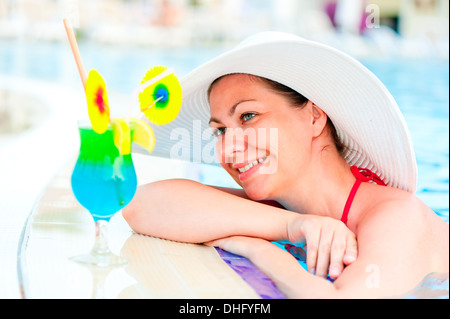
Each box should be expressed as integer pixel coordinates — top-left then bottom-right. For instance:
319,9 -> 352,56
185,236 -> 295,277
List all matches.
350,166 -> 386,186
341,166 -> 386,225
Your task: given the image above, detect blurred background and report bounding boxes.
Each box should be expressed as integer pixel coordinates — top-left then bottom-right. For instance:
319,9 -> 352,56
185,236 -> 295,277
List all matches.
0,0 -> 448,298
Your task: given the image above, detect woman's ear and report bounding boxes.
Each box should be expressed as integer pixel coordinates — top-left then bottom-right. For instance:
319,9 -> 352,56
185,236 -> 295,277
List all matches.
311,103 -> 328,138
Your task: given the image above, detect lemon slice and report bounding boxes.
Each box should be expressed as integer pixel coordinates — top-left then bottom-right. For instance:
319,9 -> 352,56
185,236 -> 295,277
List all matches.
111,118 -> 131,155
129,117 -> 155,153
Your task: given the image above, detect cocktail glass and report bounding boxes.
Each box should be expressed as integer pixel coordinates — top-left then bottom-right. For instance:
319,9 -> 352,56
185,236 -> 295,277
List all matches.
70,120 -> 137,267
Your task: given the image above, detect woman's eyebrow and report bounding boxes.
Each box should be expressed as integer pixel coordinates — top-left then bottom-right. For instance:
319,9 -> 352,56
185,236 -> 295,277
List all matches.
209,99 -> 256,125
208,117 -> 221,125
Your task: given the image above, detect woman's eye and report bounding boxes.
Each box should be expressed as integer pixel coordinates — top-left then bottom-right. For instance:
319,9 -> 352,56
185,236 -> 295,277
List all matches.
241,112 -> 256,122
212,127 -> 226,137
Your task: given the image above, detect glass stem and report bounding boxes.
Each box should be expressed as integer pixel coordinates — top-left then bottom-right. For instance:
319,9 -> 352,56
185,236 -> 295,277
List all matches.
91,268 -> 111,299
92,220 -> 111,256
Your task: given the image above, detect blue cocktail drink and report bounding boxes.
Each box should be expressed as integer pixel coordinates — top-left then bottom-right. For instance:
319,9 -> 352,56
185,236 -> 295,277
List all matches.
71,121 -> 137,266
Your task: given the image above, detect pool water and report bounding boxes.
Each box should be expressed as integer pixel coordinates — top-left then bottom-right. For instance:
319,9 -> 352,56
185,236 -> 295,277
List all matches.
363,58 -> 449,223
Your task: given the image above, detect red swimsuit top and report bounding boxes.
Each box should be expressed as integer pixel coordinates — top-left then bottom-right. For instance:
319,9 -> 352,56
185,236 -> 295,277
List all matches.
284,166 -> 386,259
340,166 -> 386,225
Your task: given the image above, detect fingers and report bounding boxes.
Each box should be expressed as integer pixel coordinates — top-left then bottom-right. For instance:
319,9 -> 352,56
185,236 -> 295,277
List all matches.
305,240 -> 318,276
301,217 -> 358,279
343,235 -> 358,265
304,222 -> 335,278
315,228 -> 333,278
327,232 -> 347,279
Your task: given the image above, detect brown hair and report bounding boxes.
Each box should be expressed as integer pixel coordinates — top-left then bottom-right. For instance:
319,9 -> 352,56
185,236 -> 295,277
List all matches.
208,74 -> 345,156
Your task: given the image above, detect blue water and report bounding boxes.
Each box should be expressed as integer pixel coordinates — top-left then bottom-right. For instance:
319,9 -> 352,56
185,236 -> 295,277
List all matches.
362,58 -> 449,223
1,39 -> 448,223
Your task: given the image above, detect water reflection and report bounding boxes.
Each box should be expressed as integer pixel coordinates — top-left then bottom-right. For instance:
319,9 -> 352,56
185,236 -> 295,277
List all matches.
86,266 -> 115,299
394,272 -> 449,299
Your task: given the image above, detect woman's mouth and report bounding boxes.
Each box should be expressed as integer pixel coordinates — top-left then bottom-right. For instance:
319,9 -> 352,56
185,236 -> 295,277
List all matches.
237,157 -> 266,173
235,157 -> 267,181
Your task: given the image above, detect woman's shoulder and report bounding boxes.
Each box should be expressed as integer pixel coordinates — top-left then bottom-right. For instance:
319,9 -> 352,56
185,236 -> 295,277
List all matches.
356,185 -> 435,235
371,187 -> 425,215
356,184 -> 449,272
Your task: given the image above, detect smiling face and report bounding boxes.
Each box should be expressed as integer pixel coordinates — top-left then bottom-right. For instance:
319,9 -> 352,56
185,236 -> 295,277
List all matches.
208,73 -> 321,201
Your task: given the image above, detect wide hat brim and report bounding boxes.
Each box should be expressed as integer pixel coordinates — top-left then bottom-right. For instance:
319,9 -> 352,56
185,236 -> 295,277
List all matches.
139,32 -> 417,193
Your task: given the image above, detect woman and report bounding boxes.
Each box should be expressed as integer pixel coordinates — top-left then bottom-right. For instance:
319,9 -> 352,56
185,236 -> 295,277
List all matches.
123,32 -> 449,298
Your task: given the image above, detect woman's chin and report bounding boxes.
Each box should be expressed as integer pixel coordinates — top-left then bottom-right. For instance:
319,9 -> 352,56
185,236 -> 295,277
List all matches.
243,185 -> 271,202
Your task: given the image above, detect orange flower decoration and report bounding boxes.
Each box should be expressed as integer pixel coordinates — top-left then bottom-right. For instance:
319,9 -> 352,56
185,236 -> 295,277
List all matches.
85,69 -> 110,134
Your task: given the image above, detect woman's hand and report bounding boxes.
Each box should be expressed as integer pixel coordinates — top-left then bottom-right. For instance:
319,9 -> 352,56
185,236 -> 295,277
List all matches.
205,236 -> 266,260
206,214 -> 357,280
287,214 -> 357,279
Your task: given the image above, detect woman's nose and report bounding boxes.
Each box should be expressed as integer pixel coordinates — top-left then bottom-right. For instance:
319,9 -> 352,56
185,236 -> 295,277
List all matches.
219,128 -> 247,164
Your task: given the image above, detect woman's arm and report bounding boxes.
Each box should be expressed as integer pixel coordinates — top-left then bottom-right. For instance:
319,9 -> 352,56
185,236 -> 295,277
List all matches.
211,185 -> 286,208
123,179 -> 292,243
208,199 -> 437,298
206,233 -> 406,299
206,236 -> 338,298
123,178 -> 357,277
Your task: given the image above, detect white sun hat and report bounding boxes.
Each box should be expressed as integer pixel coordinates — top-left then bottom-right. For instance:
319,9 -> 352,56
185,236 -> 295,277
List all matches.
142,31 -> 417,193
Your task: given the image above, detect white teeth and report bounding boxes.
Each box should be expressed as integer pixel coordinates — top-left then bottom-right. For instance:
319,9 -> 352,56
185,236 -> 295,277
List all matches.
238,157 -> 266,173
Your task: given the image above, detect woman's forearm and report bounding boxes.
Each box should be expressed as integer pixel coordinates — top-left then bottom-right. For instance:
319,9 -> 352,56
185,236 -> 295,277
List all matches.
122,179 -> 294,243
208,236 -> 338,298
248,240 -> 337,298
